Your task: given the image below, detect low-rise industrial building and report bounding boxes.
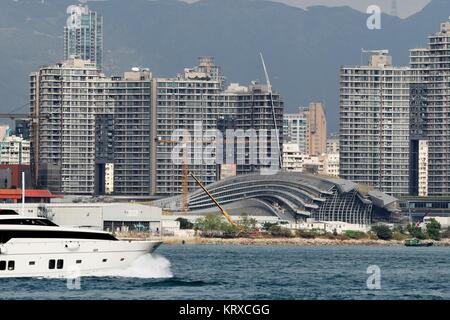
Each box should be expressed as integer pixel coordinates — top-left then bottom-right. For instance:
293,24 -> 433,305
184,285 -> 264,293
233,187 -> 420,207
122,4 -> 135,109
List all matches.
0,203 -> 162,232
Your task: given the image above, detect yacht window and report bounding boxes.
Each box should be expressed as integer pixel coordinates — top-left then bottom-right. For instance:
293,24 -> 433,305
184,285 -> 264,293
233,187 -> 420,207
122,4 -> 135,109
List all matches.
0,230 -> 118,243
0,261 -> 5,270
76,260 -> 82,264
57,259 -> 64,269
0,219 -> 58,227
102,259 -> 107,263
8,261 -> 14,271
49,259 -> 55,269
29,261 -> 35,266
120,258 -> 125,261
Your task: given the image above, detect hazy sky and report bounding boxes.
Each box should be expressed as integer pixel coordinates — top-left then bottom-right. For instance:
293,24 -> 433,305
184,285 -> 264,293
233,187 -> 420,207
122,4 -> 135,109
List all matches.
183,0 -> 432,18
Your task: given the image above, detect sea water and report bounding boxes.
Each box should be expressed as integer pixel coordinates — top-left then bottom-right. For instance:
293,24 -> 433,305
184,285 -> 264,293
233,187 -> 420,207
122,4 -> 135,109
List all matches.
0,245 -> 449,300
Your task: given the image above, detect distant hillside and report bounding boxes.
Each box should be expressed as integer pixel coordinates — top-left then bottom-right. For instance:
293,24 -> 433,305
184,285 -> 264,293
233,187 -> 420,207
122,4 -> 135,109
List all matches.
0,0 -> 450,131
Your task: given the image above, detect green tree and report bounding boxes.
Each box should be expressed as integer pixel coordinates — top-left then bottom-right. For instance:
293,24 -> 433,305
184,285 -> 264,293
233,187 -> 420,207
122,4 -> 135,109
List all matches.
426,218 -> 441,241
221,223 -> 240,238
194,214 -> 224,236
239,213 -> 258,232
262,222 -> 278,231
176,217 -> 194,230
371,225 -> 393,240
407,223 -> 426,240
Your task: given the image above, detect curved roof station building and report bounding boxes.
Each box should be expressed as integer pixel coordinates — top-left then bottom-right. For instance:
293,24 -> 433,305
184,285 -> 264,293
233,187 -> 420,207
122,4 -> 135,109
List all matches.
156,172 -> 400,225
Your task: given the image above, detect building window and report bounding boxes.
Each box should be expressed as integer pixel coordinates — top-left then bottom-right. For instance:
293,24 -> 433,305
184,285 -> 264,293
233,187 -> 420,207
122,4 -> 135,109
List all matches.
49,259 -> 55,269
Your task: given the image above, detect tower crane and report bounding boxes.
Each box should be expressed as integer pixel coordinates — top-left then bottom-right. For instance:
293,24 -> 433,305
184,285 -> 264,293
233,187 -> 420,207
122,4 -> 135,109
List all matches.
155,136 -> 190,215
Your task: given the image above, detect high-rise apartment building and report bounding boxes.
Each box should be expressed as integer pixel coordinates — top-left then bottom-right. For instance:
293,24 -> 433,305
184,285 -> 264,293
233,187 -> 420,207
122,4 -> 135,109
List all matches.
283,107 -> 308,154
340,51 -> 411,196
409,21 -> 450,196
31,56 -> 283,197
283,103 -> 326,156
64,4 -> 103,69
0,126 -> 30,165
154,67 -> 284,196
219,83 -> 284,176
152,57 -> 223,196
30,59 -> 152,195
326,133 -> 340,154
108,69 -> 152,196
307,102 -> 327,156
30,59 -> 103,194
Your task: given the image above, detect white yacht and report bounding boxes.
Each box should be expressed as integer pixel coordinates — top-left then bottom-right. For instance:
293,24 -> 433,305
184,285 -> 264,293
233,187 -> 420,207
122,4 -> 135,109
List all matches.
0,209 -> 162,278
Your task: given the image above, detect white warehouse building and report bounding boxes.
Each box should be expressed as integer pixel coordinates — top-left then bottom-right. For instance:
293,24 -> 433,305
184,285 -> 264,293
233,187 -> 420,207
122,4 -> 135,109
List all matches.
1,203 -> 162,233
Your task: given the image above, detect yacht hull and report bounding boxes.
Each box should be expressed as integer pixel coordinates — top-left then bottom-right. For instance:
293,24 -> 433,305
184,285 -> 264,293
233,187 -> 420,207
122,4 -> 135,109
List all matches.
0,239 -> 162,278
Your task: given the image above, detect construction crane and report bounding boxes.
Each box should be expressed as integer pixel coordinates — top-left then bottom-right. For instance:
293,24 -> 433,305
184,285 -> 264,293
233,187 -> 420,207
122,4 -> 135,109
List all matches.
190,172 -> 238,227
155,135 -> 243,215
260,53 -> 282,169
155,136 -> 190,215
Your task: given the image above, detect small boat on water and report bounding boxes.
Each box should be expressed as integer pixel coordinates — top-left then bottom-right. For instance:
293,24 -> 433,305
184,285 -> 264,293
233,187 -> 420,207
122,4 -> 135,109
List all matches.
404,238 -> 434,247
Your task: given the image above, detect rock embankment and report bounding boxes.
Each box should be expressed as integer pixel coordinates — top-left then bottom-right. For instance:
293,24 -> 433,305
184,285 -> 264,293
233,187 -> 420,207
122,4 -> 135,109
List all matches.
117,235 -> 450,246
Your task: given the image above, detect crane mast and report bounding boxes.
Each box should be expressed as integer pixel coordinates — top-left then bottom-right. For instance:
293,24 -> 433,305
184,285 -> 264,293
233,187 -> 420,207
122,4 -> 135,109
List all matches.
260,53 -> 282,169
189,172 -> 238,227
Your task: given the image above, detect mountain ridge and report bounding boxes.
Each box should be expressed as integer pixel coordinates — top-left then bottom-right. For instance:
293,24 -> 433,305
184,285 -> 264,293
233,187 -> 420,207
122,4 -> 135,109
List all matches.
0,0 -> 449,132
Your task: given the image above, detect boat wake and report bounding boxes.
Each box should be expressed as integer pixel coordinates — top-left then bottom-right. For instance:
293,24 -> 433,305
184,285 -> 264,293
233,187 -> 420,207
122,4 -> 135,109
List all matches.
44,253 -> 172,279
87,254 -> 174,279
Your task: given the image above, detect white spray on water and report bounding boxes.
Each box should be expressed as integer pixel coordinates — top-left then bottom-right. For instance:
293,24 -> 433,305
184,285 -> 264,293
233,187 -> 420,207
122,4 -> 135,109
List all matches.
82,254 -> 173,279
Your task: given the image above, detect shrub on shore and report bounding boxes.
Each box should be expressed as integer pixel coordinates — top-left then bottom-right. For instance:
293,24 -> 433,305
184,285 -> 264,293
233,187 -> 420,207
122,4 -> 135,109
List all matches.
367,231 -> 378,240
371,225 -> 393,240
393,231 -> 409,241
238,213 -> 258,233
262,222 -> 278,231
426,218 -> 441,241
343,230 -> 368,240
441,227 -> 450,239
295,229 -> 316,239
268,225 -> 294,238
407,223 -> 426,240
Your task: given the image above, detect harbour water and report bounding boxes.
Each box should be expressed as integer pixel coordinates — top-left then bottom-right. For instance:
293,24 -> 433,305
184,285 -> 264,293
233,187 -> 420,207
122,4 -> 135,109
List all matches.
1,245 -> 449,300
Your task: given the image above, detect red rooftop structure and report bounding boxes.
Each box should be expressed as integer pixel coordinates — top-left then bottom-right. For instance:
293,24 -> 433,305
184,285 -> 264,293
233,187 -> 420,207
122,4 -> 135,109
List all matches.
0,189 -> 62,204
